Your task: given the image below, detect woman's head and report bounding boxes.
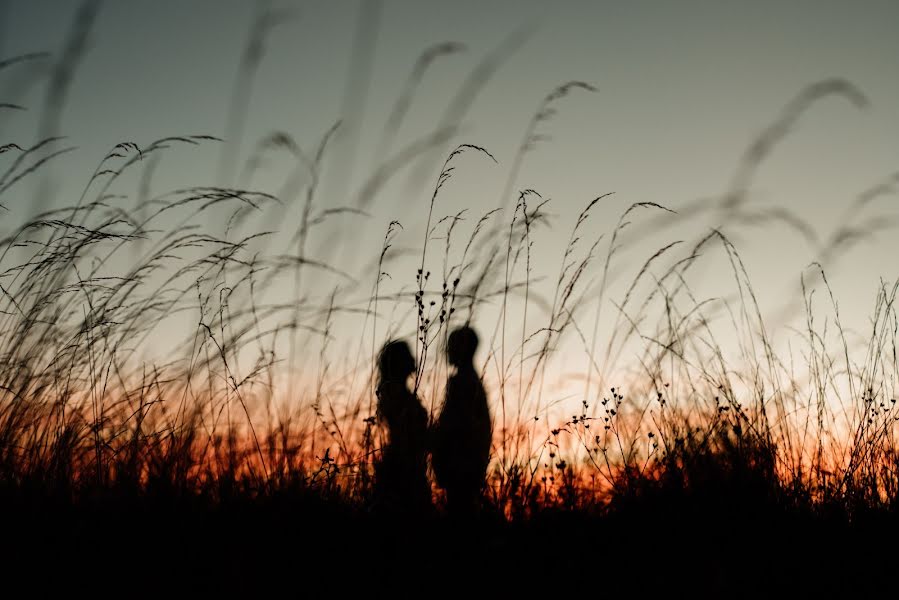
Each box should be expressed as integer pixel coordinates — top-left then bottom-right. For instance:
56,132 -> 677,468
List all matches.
378,340 -> 416,381
447,326 -> 478,367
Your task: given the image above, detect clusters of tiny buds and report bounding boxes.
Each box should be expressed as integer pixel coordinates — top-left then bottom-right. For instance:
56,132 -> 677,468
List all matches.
416,269 -> 462,331
862,387 -> 899,424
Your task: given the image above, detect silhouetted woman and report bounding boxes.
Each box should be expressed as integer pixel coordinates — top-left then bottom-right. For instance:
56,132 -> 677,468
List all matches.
431,326 -> 492,514
373,340 -> 431,514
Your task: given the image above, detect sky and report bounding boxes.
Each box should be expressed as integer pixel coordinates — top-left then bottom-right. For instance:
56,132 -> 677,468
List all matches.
2,0 -> 899,417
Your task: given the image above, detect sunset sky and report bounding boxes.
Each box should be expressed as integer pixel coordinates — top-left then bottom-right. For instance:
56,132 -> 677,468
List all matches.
2,0 -> 899,415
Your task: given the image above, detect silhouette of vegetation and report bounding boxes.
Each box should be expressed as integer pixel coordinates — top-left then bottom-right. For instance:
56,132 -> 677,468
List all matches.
1,2 -> 898,593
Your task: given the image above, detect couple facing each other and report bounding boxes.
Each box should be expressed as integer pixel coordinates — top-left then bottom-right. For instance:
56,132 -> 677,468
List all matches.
375,326 -> 491,514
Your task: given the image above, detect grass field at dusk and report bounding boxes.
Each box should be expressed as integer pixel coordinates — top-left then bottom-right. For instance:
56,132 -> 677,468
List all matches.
2,1 -> 899,594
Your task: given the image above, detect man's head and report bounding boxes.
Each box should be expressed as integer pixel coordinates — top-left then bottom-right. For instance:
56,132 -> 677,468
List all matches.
447,326 -> 478,367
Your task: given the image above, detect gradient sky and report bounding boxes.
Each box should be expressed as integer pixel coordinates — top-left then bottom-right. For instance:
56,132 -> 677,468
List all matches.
2,1 -> 899,410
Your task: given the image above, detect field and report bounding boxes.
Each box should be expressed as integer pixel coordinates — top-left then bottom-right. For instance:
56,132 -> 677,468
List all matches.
2,3 -> 899,595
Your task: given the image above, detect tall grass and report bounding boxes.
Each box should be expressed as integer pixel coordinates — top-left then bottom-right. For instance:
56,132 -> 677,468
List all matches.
2,9 -> 899,532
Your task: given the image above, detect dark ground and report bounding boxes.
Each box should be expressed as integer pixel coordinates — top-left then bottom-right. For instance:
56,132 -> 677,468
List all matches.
2,483 -> 895,598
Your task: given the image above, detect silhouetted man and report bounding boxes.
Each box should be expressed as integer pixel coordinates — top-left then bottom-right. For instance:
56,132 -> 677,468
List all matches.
431,326 -> 492,514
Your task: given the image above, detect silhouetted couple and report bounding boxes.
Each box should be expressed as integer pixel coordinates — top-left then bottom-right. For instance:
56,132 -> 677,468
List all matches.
374,326 -> 491,516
